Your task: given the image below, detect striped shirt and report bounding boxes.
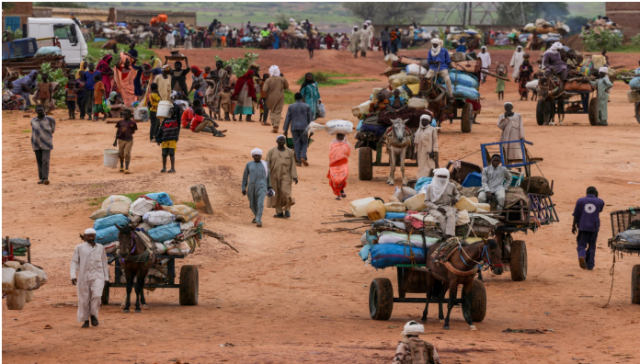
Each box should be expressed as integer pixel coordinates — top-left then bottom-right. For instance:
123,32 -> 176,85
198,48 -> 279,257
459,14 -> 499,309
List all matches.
30,116 -> 56,151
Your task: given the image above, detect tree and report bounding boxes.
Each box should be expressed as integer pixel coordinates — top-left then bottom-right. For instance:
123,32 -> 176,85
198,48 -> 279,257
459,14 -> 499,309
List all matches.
343,2 -> 433,24
497,2 -> 569,25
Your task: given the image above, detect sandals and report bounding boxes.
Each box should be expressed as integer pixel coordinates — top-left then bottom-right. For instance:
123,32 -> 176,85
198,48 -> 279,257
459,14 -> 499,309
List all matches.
273,213 -> 285,218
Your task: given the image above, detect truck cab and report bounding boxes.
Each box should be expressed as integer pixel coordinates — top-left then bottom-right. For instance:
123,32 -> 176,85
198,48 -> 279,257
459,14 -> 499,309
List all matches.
27,17 -> 87,67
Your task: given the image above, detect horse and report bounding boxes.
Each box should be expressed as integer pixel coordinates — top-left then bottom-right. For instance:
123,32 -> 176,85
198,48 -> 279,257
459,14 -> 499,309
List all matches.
115,224 -> 157,313
384,118 -> 412,186
419,78 -> 448,127
422,238 -> 503,331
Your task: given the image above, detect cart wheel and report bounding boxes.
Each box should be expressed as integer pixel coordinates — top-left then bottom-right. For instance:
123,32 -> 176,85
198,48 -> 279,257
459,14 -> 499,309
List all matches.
635,102 -> 640,124
461,102 -> 472,133
536,99 -> 552,126
588,98 -> 598,126
369,278 -> 393,320
470,279 -> 487,322
510,240 -> 528,282
359,147 -> 373,181
179,265 -> 199,306
101,284 -> 110,305
632,265 -> 640,305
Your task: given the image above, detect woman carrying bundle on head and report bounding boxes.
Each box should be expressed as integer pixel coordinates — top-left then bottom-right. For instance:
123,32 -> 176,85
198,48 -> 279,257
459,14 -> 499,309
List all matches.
328,133 -> 350,200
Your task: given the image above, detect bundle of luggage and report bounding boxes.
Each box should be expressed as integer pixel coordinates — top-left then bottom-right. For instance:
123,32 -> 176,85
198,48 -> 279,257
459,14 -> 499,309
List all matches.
2,260 -> 48,310
89,192 -> 201,258
608,209 -> 640,252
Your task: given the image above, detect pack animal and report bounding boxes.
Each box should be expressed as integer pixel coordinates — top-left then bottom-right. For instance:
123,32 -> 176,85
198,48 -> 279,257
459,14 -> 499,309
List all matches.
384,117 -> 412,186
116,224 -> 157,313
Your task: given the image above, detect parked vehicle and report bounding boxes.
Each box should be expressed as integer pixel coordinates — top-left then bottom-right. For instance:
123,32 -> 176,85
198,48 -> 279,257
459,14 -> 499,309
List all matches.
27,17 -> 87,67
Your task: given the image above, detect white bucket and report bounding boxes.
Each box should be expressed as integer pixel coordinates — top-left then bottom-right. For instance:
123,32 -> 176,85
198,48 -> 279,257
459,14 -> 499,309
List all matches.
134,106 -> 150,121
104,149 -> 119,168
157,100 -> 172,118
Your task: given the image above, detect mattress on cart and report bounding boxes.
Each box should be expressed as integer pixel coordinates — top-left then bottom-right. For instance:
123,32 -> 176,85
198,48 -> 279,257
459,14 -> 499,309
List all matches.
611,229 -> 640,250
370,244 -> 426,269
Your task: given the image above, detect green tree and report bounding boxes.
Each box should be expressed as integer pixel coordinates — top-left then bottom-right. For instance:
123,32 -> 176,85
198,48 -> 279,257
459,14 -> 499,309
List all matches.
582,30 -> 622,51
343,2 -> 433,24
497,2 -> 569,25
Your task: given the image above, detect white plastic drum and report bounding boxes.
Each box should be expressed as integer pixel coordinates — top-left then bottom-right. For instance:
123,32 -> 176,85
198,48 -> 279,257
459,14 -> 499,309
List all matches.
157,100 -> 173,118
103,149 -> 119,168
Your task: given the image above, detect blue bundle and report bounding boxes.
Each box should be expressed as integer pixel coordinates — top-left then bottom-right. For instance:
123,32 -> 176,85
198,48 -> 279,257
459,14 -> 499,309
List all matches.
148,223 -> 181,242
385,212 -> 407,219
452,85 -> 480,100
93,214 -> 129,231
370,244 -> 426,269
96,226 -> 120,245
146,192 -> 173,206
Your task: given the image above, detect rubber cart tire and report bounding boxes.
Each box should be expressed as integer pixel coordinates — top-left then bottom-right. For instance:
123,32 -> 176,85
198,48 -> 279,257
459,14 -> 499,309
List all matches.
510,240 -> 528,282
369,278 -> 394,320
179,265 -> 199,306
536,99 -> 551,125
359,147 -> 373,181
461,102 -> 473,133
588,98 -> 598,126
635,102 -> 640,124
470,279 -> 487,322
101,284 -> 110,305
632,265 -> 640,305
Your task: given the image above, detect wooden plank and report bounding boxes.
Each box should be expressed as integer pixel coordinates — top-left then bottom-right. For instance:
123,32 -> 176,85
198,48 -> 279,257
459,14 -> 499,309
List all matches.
190,184 -> 213,215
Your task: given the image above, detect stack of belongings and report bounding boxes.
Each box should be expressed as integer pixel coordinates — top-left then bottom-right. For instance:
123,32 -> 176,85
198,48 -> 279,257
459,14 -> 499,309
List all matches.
608,210 -> 640,253
446,30 -> 482,45
353,183 -> 500,269
88,192 -> 201,259
587,17 -> 622,36
2,256 -> 48,310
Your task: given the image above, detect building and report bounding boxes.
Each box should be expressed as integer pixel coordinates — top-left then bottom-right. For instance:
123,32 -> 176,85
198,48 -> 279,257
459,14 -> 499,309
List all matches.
116,10 -> 197,27
606,2 -> 640,39
2,2 -> 33,33
32,7 -> 114,23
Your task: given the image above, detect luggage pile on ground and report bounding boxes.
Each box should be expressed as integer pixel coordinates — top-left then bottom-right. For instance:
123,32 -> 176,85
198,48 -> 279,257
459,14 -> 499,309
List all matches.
2,260 -> 48,310
89,192 -> 201,258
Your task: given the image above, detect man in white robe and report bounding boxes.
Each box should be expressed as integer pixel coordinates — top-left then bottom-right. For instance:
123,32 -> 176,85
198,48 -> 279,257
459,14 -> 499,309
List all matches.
350,26 -> 362,58
510,46 -> 525,80
414,115 -> 438,179
360,23 -> 373,56
497,102 -> 525,162
424,168 -> 460,236
70,228 -> 109,328
478,46 -> 492,83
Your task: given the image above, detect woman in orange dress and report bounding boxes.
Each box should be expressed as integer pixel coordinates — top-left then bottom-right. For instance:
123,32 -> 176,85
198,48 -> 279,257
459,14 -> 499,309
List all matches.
327,133 -> 350,200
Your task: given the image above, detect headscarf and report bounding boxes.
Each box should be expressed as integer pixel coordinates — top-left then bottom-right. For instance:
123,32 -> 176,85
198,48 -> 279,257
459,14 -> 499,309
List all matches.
276,134 -> 285,141
353,26 -> 359,31
419,114 -> 432,129
366,20 -> 371,25
547,42 -> 563,54
430,38 -> 443,57
269,65 -> 281,77
428,168 -> 450,202
232,69 -> 256,99
191,66 -> 203,77
162,64 -> 171,71
108,91 -> 118,102
516,46 -> 522,52
251,148 -> 263,156
598,66 -> 608,74
401,320 -> 424,337
11,70 -> 38,94
84,228 -> 96,235
96,54 -> 113,73
300,72 -> 315,92
75,61 -> 87,79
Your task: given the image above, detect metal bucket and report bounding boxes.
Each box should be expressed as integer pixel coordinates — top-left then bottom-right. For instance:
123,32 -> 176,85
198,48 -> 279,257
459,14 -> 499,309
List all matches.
103,149 -> 119,168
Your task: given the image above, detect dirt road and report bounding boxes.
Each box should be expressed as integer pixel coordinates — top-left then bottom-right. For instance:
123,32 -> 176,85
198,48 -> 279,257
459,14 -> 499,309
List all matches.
3,48 -> 639,363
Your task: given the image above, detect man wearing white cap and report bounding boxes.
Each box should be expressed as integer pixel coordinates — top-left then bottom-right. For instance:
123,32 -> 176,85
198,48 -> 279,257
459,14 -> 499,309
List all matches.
423,38 -> 453,98
478,46 -> 492,83
589,67 -> 613,126
349,26 -> 362,58
263,65 -> 290,133
70,228 -> 109,328
393,320 -> 442,364
242,148 -> 273,227
360,23 -> 373,57
266,135 -> 298,218
414,114 -> 438,179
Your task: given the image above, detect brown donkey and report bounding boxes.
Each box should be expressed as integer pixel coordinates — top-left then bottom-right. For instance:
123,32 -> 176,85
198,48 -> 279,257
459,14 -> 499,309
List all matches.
116,224 -> 157,313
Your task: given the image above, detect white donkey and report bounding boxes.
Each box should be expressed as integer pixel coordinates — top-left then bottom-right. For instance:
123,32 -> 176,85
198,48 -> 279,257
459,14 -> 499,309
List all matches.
384,118 -> 413,186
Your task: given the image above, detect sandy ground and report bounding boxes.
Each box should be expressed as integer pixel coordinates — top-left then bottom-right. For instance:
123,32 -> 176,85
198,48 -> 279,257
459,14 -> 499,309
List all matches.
2,47 -> 640,364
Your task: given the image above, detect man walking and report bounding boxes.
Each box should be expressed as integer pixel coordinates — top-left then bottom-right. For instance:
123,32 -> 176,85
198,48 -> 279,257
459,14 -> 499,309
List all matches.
81,63 -> 101,120
266,136 -> 298,219
242,149 -> 273,228
31,104 -> 55,185
283,93 -> 313,166
70,228 -> 109,328
572,187 -> 604,270
380,27 -> 391,56
262,65 -> 289,133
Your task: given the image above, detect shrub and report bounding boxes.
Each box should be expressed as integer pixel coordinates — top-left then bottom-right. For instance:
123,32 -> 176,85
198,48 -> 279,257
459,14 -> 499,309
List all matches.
631,34 -> 640,47
582,30 -> 622,51
215,52 -> 259,77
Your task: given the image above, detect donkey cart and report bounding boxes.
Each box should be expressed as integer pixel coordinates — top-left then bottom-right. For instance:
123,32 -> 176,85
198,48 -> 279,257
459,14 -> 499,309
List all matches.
369,266 -> 487,322
535,89 -> 600,126
607,207 -> 640,304
102,255 -> 199,306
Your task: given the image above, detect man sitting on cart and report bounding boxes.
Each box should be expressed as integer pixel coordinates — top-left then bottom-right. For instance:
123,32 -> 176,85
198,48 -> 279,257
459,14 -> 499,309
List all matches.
542,42 -> 568,92
422,38 -> 453,100
478,154 -> 512,211
424,168 -> 460,236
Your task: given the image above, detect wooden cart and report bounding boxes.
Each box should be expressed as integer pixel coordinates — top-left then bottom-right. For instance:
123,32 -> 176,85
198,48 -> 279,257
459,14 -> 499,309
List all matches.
608,207 -> 640,304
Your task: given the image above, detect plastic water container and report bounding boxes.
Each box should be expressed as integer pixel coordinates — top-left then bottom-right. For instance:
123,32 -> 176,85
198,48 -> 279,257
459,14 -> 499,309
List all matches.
134,106 -> 150,121
103,149 -> 119,168
462,172 -> 482,187
509,170 -> 524,187
157,100 -> 172,118
404,193 -> 427,212
366,200 -> 387,221
628,90 -> 640,103
350,197 -> 376,217
455,196 -> 478,212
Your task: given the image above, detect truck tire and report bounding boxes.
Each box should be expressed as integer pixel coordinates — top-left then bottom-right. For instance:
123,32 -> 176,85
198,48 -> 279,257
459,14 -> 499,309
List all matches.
461,102 -> 472,133
588,98 -> 598,126
510,240 -> 528,282
470,279 -> 487,322
359,147 -> 373,181
179,265 -> 199,306
632,265 -> 640,305
369,278 -> 394,320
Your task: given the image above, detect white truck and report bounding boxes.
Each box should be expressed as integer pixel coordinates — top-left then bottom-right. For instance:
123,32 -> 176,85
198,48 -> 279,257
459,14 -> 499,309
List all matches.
27,17 -> 87,68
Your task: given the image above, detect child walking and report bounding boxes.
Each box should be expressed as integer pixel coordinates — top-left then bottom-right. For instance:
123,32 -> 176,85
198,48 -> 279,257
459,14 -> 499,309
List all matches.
36,74 -> 54,112
155,105 -> 181,173
113,109 -> 138,174
495,64 -> 507,100
148,83 -> 162,142
93,74 -> 107,121
219,86 -> 232,121
65,75 -> 78,119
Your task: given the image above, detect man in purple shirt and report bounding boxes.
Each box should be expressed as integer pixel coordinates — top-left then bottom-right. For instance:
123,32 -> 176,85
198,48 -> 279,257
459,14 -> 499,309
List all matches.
572,186 -> 605,270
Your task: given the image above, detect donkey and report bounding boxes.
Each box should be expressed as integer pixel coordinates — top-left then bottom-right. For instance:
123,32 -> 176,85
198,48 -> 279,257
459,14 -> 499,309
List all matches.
384,118 -> 412,186
423,239 -> 503,331
115,225 -> 157,313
